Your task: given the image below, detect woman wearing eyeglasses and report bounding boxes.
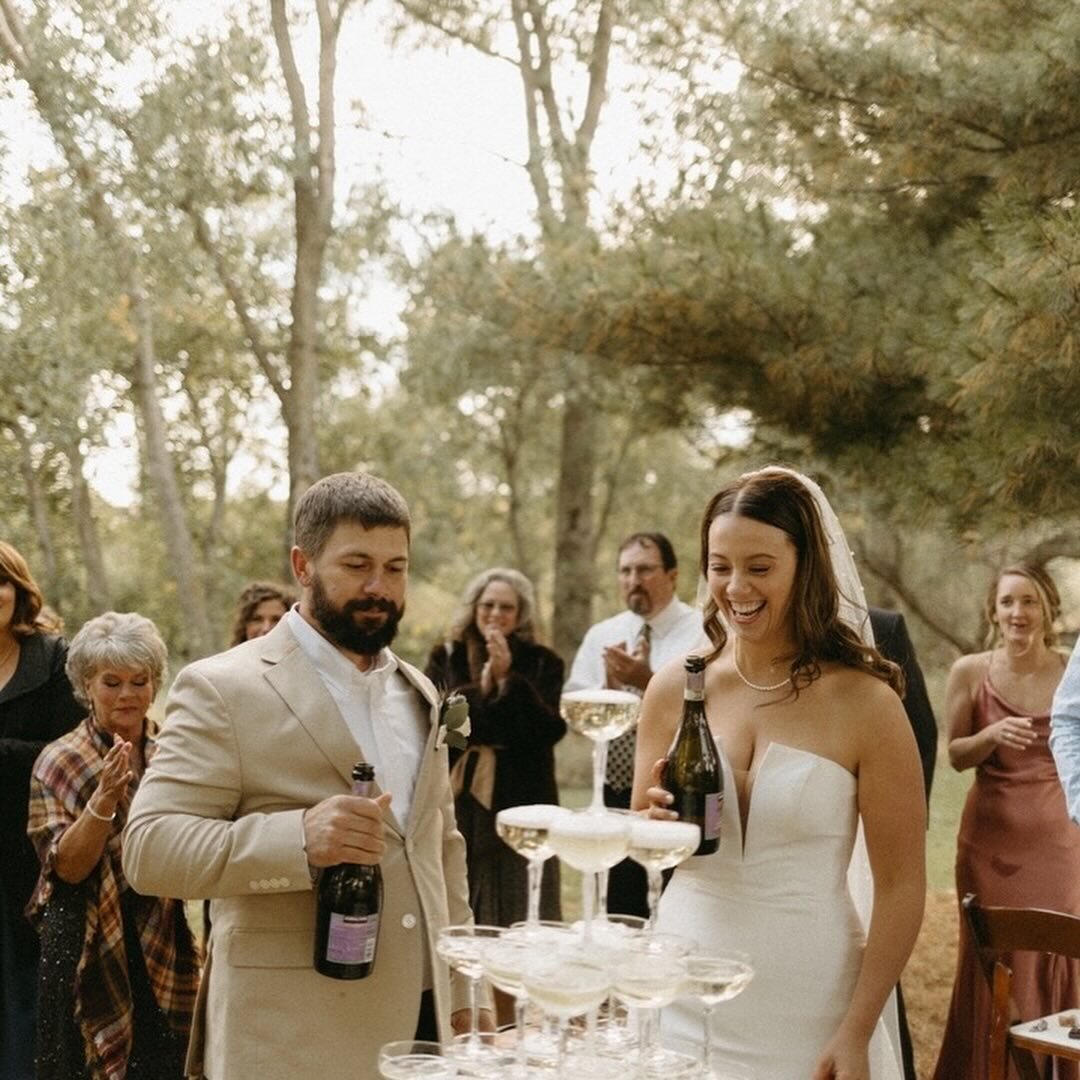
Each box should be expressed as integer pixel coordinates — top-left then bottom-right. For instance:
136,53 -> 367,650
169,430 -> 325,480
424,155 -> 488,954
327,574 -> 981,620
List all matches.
424,568 -> 566,931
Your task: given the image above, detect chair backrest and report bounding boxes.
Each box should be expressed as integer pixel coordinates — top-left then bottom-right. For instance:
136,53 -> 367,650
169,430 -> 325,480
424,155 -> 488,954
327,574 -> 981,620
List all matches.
962,893 -> 1080,1080
964,894 -> 1080,962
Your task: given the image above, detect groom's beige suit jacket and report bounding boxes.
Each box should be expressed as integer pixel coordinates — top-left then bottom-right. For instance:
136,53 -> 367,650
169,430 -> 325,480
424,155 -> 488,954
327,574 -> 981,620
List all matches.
123,618 -> 472,1079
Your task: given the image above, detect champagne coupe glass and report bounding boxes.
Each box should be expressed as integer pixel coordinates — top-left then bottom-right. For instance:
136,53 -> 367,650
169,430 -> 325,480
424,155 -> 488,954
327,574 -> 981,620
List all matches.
378,1040 -> 456,1079
547,812 -> 630,941
520,953 -> 611,1078
609,933 -> 693,1078
625,818 -> 701,929
587,912 -> 647,1054
560,689 -> 641,813
434,924 -> 503,1068
681,950 -> 754,1078
480,930 -> 547,1079
495,803 -> 568,927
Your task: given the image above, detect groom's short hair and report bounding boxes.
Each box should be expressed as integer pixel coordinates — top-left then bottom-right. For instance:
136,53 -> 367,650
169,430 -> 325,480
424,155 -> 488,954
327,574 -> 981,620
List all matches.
294,471 -> 412,557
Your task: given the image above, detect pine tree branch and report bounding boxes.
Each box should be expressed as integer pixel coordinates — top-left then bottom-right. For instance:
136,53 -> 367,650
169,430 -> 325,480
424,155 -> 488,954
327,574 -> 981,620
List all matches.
855,542 -> 976,654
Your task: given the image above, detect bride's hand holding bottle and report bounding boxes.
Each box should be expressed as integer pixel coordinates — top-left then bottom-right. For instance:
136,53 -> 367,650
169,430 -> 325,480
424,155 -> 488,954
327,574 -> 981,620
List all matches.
642,757 -> 677,821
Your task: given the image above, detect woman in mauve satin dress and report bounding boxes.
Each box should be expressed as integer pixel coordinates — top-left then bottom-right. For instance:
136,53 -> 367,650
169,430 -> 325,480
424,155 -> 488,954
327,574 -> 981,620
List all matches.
933,563 -> 1080,1080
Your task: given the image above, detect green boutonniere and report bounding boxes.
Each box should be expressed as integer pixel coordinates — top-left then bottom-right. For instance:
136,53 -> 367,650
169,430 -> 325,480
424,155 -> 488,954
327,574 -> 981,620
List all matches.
436,692 -> 471,751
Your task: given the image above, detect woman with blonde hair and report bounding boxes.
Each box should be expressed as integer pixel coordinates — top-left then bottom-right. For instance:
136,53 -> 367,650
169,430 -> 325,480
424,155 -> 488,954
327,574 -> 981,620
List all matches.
27,611 -> 199,1080
933,564 -> 1080,1079
424,568 -> 566,928
0,541 -> 84,1078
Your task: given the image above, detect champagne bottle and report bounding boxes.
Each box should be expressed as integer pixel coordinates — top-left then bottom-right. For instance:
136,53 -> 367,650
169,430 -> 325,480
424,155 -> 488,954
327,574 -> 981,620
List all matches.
313,762 -> 383,979
661,656 -> 723,855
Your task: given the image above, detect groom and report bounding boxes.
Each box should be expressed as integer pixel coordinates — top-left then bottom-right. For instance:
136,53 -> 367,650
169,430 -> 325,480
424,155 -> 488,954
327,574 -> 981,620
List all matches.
124,472 -> 482,1079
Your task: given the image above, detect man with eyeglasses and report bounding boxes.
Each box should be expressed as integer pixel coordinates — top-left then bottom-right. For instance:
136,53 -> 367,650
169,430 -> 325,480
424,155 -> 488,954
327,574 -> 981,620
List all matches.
565,532 -> 703,917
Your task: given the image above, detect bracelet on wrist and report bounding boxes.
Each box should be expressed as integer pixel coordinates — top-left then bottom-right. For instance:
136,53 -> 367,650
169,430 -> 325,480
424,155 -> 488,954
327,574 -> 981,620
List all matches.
86,800 -> 116,823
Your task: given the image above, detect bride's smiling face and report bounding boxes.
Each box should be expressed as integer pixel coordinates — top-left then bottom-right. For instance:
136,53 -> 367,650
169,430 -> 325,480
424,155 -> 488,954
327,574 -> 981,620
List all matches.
707,513 -> 799,645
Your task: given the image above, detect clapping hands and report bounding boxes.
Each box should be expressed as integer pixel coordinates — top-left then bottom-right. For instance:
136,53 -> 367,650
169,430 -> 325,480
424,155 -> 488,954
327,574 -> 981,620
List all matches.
480,628 -> 511,696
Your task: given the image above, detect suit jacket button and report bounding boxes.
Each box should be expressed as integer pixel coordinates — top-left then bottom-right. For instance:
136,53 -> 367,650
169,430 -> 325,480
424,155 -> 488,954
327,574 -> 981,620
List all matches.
401,913 -> 417,929
258,878 -> 272,889
249,880 -> 261,890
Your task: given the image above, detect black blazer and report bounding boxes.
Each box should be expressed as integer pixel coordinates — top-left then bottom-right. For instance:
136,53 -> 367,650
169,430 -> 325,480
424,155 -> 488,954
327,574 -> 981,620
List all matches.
0,633 -> 84,957
869,607 -> 937,806
424,636 -> 566,812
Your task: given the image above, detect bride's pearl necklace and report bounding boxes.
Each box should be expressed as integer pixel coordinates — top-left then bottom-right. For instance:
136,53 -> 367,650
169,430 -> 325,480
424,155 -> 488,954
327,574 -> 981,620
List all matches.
732,651 -> 791,693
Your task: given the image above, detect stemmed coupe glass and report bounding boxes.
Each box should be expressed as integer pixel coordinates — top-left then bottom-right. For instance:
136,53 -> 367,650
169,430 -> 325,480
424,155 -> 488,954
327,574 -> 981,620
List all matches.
625,818 -> 701,929
547,811 -> 630,940
560,689 -> 641,814
609,932 -> 694,1078
377,1040 -> 456,1079
520,951 -> 611,1078
681,950 -> 755,1078
434,924 -> 511,1072
494,803 -> 567,927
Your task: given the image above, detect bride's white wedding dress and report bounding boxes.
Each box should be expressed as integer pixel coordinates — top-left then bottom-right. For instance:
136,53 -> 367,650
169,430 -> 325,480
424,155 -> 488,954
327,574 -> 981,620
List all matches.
657,741 -> 902,1079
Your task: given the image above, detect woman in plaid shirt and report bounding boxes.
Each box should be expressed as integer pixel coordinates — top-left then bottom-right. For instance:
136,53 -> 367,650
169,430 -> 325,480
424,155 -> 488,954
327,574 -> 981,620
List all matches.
26,612 -> 199,1080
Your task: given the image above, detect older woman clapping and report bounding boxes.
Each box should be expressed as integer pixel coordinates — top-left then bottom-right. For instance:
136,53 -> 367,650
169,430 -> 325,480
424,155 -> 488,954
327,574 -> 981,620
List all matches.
26,612 -> 199,1080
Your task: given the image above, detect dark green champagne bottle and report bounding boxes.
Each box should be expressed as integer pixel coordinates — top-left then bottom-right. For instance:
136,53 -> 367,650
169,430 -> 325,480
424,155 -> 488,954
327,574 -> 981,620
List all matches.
313,762 -> 383,979
661,656 -> 723,855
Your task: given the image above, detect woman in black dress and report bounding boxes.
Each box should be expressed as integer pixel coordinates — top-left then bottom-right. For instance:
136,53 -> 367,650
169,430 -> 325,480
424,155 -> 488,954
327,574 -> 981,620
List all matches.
425,568 -> 566,928
0,542 -> 83,1080
26,612 -> 199,1080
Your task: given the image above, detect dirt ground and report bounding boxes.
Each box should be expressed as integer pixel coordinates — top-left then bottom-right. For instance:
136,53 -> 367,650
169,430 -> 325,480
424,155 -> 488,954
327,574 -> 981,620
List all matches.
905,889 -> 960,1079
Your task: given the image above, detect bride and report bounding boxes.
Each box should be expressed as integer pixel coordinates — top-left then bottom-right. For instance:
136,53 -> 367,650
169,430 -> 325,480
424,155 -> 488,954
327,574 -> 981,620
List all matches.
633,467 -> 925,1079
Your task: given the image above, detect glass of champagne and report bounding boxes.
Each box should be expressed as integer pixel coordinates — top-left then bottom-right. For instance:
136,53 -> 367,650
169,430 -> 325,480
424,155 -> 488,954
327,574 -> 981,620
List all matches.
608,933 -> 694,1078
480,930 -> 546,1079
626,818 -> 701,929
560,689 -> 641,813
586,912 -> 647,1055
495,803 -> 568,926
435,924 -> 503,1069
547,811 -> 630,940
378,1039 -> 456,1079
681,950 -> 754,1078
520,953 -> 611,1078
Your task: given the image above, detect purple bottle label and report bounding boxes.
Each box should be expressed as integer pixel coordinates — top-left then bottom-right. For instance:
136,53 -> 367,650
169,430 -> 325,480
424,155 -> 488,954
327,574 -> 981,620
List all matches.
325,912 -> 378,964
703,791 -> 722,841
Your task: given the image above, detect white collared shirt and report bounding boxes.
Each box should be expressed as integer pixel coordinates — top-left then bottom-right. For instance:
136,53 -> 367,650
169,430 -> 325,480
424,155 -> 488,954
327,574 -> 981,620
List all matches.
564,596 -> 705,692
286,608 -> 427,828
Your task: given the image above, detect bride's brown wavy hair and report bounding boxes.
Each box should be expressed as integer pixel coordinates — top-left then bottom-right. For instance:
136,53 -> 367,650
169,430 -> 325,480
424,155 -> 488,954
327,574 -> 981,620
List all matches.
699,468 -> 903,698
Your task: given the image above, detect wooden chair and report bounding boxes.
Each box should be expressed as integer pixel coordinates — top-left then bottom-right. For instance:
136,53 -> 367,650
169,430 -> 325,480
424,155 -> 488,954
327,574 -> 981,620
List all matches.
962,892 -> 1080,1080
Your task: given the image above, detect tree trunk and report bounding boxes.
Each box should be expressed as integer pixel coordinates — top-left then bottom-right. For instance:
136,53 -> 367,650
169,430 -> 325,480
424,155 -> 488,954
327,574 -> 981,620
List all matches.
552,368 -> 597,661
13,429 -> 60,605
64,436 -> 112,613
128,276 -> 213,660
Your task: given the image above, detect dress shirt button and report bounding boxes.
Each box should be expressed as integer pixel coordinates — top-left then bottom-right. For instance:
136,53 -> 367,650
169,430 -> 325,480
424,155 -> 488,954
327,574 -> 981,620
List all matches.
401,913 -> 417,930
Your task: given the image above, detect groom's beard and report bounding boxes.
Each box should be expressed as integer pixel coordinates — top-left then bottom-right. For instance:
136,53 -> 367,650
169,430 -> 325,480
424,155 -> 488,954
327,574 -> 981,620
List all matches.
309,574 -> 403,656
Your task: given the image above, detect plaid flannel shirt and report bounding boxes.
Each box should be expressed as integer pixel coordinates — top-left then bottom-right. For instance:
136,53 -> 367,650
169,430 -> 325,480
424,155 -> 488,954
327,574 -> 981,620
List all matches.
26,717 -> 199,1080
